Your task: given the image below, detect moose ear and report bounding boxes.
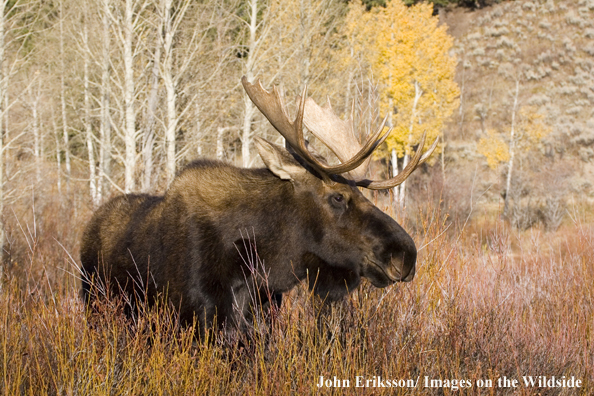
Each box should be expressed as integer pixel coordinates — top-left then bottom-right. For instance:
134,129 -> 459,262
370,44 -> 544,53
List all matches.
254,136 -> 306,181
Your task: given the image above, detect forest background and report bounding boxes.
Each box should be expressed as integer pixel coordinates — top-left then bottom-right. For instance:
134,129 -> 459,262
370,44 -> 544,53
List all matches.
1,0 -> 593,394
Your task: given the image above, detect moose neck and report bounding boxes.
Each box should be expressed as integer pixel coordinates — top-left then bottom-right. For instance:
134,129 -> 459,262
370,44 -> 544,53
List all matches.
163,160 -> 311,292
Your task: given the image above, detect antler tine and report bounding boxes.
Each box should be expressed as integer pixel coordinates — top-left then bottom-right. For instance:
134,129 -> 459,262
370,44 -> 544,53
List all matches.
356,133 -> 439,190
418,136 -> 439,163
325,114 -> 391,174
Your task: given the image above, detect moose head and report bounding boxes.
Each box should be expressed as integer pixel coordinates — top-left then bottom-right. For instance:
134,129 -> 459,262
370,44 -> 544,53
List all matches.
241,76 -> 437,297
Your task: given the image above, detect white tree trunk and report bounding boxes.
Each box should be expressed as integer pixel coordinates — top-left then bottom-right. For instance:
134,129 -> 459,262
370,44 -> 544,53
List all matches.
398,153 -> 410,207
217,127 -> 225,160
83,16 -> 98,207
162,0 -> 177,185
503,79 -> 520,218
241,0 -> 258,168
123,0 -> 136,193
397,80 -> 423,208
142,33 -> 160,192
388,83 -> 397,202
52,117 -> 61,195
99,0 -> 111,200
216,126 -> 236,160
242,86 -> 256,167
59,0 -> 71,186
391,148 -> 399,203
158,0 -> 196,183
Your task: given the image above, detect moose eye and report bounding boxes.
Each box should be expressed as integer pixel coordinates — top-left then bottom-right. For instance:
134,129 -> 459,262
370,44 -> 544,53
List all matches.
330,193 -> 346,208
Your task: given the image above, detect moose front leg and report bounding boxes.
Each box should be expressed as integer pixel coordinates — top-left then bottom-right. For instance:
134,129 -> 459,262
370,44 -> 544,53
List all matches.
311,295 -> 352,352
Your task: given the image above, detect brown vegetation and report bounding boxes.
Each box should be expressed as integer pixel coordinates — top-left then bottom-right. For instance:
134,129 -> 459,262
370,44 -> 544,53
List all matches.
1,162 -> 592,395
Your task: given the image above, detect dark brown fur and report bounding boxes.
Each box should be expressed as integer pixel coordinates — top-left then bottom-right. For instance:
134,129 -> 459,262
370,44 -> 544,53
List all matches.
81,142 -> 417,333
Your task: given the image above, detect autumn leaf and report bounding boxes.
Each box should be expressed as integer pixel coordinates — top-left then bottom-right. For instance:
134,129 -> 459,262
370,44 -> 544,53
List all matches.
479,130 -> 510,169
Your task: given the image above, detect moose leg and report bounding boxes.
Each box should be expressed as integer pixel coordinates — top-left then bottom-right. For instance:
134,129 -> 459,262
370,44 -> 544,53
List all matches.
312,295 -> 352,350
270,293 -> 282,309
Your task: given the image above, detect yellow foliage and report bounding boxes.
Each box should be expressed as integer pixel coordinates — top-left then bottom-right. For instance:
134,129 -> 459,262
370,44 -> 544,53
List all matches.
517,106 -> 552,149
254,0 -> 343,102
343,0 -> 372,58
344,0 -> 459,159
478,106 -> 551,170
478,130 -> 510,169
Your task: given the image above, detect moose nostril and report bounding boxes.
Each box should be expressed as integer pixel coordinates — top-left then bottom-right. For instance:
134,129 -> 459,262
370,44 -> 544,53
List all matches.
390,251 -> 416,282
402,264 -> 415,282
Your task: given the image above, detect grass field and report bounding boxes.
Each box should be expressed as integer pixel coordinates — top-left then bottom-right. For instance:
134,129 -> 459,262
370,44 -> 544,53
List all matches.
1,182 -> 592,395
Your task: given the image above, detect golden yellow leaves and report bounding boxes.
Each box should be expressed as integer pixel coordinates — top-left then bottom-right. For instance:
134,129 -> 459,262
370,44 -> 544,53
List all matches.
478,107 -> 551,170
344,0 -> 459,159
478,130 -> 510,169
517,107 -> 551,147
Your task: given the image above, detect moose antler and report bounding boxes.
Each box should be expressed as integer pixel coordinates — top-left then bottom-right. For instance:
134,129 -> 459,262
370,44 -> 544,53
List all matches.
241,76 -> 438,189
242,77 -> 388,176
301,91 -> 439,190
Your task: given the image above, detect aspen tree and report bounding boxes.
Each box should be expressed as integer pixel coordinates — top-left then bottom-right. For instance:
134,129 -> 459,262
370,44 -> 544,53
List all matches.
100,0 -> 148,193
100,0 -> 150,193
344,0 -> 458,206
157,0 -> 225,185
59,0 -> 71,188
503,79 -> 519,218
477,83 -> 551,218
28,77 -> 42,184
99,0 -> 111,198
240,0 -> 271,167
122,0 -> 139,192
159,0 -> 193,185
82,0 -> 99,207
142,31 -> 159,192
0,0 -> 36,252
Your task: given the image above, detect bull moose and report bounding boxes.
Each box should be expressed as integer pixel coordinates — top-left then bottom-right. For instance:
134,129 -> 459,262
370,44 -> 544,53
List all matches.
80,77 -> 437,334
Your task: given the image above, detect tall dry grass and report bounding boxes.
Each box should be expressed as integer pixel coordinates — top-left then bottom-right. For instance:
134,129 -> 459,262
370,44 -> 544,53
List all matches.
1,168 -> 593,395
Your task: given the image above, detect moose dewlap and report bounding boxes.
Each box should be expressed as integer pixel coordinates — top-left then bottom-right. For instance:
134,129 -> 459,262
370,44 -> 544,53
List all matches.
80,77 -> 436,333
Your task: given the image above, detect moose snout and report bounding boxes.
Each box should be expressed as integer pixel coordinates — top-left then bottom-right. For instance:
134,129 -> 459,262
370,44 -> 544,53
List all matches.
398,254 -> 416,282
387,249 -> 416,282
363,207 -> 418,286
387,234 -> 417,282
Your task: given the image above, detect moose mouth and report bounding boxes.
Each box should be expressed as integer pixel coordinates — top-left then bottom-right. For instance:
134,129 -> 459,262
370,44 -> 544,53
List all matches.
363,256 -> 402,287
